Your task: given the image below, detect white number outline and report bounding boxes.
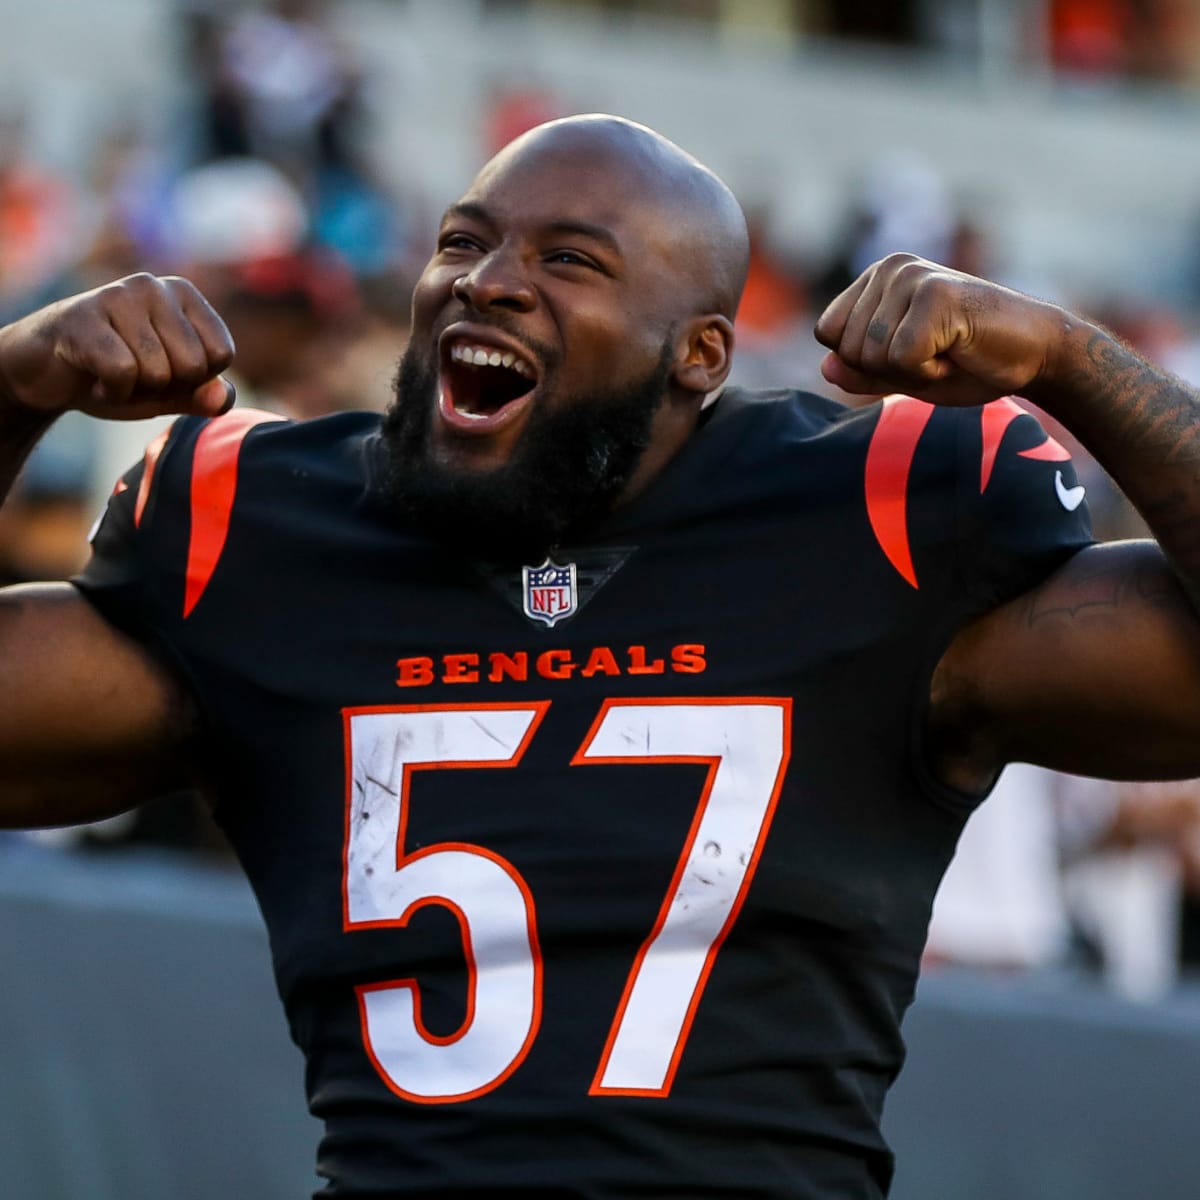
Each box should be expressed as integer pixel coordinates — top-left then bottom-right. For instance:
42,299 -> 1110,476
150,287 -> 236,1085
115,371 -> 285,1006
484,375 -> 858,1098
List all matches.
342,697 -> 791,1103
573,697 -> 791,1096
342,702 -> 549,1105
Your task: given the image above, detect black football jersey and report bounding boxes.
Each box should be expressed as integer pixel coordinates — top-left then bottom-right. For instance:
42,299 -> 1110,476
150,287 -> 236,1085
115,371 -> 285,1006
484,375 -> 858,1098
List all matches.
75,387 -> 1092,1198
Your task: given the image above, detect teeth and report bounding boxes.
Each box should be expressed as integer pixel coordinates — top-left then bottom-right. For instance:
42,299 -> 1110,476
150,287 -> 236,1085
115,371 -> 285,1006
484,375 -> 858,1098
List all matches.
449,340 -> 536,380
440,384 -> 490,419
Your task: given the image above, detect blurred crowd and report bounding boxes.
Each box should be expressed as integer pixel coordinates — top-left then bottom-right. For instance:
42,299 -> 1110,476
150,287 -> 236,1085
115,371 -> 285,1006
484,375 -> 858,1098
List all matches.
521,0 -> 1200,86
5,0 -> 1200,1005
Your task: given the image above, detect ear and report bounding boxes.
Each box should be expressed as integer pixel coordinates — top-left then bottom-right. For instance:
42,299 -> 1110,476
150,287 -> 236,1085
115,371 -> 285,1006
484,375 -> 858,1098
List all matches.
671,315 -> 734,397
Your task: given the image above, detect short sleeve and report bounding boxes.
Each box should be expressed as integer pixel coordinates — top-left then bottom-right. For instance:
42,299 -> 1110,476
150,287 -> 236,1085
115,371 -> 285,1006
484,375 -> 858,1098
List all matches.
72,422 -> 182,638
954,399 -> 1093,611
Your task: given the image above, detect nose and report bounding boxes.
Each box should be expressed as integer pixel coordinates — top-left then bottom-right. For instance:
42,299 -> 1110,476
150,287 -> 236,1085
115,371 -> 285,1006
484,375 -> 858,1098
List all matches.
451,246 -> 536,314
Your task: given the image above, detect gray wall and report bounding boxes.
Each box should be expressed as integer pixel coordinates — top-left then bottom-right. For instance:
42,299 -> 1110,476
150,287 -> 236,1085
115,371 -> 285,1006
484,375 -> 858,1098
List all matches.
3,841 -> 1200,1200
0,844 -> 319,1200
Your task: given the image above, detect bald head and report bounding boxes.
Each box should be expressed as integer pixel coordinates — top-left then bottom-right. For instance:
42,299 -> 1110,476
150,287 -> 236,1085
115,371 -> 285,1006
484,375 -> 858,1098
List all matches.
400,113 -> 748,533
474,114 -> 750,320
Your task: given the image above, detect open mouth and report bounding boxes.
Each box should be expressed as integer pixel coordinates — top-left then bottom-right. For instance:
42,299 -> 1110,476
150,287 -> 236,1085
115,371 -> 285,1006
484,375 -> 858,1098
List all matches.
439,338 -> 539,426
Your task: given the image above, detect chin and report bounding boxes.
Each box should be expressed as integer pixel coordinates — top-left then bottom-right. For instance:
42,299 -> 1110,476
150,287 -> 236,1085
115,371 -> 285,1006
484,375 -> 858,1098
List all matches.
380,335 -> 672,561
428,422 -> 529,476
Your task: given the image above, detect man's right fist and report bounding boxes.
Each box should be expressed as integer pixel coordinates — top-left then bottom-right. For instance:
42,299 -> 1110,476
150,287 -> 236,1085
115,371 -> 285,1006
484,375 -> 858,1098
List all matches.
0,273 -> 235,421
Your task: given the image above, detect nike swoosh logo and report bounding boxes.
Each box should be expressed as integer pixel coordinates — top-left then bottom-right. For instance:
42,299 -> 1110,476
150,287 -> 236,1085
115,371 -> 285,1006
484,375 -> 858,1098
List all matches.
1055,470 -> 1086,512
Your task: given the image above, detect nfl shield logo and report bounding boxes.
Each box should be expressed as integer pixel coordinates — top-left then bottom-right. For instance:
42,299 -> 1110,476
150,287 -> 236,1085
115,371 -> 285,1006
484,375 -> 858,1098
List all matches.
522,558 -> 578,628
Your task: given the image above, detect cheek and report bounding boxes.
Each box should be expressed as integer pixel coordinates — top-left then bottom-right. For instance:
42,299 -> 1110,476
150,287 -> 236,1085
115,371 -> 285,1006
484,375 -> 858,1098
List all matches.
409,269 -> 452,331
566,304 -> 665,378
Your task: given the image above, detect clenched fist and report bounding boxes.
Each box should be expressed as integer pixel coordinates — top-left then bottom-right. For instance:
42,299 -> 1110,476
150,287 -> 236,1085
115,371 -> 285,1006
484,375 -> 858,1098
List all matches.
815,253 -> 1070,408
0,273 -> 235,421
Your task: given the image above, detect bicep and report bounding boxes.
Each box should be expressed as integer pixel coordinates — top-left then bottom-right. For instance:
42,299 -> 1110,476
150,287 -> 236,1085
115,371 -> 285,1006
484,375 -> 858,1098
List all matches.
929,540 -> 1200,791
0,582 -> 202,827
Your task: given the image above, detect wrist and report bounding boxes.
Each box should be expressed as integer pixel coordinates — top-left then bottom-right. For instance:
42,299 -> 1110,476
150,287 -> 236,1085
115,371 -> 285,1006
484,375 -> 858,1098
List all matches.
0,385 -> 56,431
0,311 -> 70,422
1020,309 -> 1115,417
0,377 -> 58,439
0,324 -> 34,418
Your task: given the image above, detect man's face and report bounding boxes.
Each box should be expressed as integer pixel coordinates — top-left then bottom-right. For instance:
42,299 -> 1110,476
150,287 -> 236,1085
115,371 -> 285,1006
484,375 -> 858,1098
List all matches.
381,137 -> 690,560
383,336 -> 672,563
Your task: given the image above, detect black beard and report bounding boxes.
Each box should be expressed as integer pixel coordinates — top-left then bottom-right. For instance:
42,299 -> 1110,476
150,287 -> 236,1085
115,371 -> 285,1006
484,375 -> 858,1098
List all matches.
380,340 -> 672,563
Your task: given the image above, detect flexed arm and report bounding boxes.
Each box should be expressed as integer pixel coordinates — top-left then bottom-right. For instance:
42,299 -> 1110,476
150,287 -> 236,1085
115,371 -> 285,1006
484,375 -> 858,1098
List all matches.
0,272 -> 233,462
815,252 -> 1200,606
815,254 -> 1200,790
0,275 -> 235,826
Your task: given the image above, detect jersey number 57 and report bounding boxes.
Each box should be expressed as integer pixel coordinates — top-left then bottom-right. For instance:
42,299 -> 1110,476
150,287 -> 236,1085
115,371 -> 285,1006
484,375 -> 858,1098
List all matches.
343,698 -> 791,1104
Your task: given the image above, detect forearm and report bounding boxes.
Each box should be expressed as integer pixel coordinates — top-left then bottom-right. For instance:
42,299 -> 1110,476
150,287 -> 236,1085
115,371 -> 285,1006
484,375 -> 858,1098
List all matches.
0,396 -> 56,505
1025,317 -> 1200,605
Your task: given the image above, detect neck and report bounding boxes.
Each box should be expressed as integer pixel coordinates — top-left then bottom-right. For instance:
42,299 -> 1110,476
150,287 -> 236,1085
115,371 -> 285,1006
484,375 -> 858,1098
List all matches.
612,391 -> 705,510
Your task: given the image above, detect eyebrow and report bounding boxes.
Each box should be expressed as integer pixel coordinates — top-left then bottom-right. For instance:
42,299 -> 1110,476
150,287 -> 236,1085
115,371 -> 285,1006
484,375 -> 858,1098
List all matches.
545,220 -> 622,258
440,201 -> 493,230
440,202 -> 623,258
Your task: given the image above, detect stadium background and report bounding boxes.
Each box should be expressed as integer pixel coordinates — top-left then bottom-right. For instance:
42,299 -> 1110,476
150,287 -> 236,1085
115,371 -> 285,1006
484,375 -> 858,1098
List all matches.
4,1 -> 1200,1197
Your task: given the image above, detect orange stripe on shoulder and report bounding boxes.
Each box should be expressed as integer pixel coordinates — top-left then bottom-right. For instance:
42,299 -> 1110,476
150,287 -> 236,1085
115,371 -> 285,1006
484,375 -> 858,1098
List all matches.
134,426 -> 172,528
978,398 -> 1025,492
979,397 -> 1072,491
1018,436 -> 1072,463
184,409 -> 285,619
864,395 -> 934,590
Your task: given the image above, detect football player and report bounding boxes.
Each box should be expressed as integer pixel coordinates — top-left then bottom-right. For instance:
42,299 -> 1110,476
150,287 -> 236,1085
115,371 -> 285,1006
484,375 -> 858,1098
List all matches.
2,114 -> 1199,1198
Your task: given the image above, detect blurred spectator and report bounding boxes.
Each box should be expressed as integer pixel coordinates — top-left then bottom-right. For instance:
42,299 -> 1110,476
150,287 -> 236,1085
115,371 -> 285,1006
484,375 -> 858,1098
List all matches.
929,768 -> 1200,1002
72,125 -> 176,290
1049,0 -> 1135,76
1059,777 -> 1200,1000
168,156 -> 310,267
0,413 -> 95,586
1048,0 -> 1198,82
0,110 -> 79,321
167,155 -> 369,418
294,268 -> 413,416
820,0 -> 919,46
218,249 -> 361,418
735,209 -> 808,350
188,0 -> 360,178
311,158 -> 408,279
813,150 -> 953,311
483,83 -> 565,156
926,764 -> 1072,972
181,3 -> 413,329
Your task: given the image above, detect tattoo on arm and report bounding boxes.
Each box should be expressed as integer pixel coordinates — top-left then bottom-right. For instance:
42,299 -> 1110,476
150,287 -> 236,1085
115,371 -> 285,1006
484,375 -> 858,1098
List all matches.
1023,553 -> 1181,628
1039,330 -> 1200,602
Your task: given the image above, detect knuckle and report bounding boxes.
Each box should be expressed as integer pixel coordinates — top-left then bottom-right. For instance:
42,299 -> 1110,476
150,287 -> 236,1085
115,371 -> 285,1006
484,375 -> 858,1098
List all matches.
887,335 -> 916,368
894,257 -> 934,286
121,271 -> 163,296
908,276 -> 949,313
107,358 -> 139,389
208,332 -> 235,363
97,272 -> 160,311
174,357 -> 212,387
141,364 -> 173,391
880,252 -> 921,275
161,274 -> 202,303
